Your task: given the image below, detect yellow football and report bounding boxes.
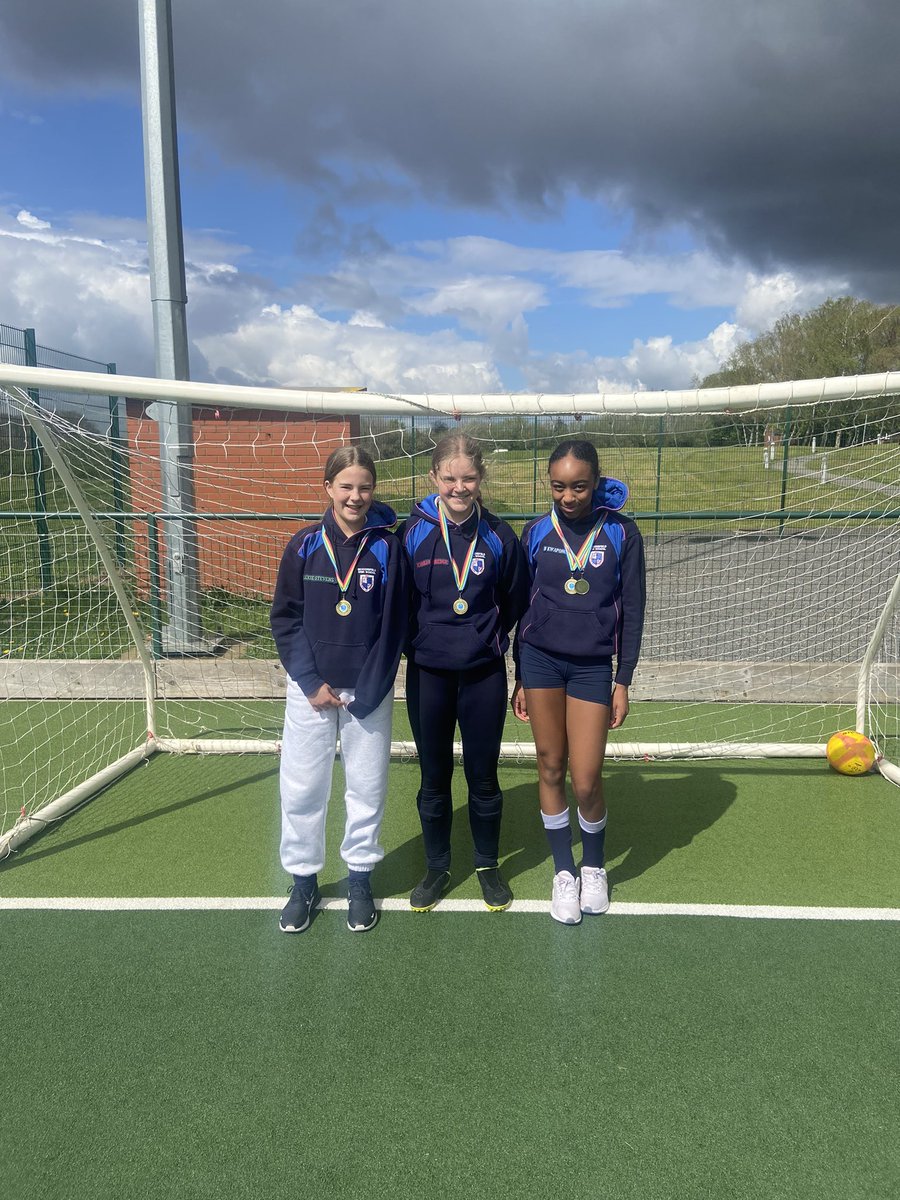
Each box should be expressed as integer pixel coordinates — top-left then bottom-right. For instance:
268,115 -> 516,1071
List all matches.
826,730 -> 876,776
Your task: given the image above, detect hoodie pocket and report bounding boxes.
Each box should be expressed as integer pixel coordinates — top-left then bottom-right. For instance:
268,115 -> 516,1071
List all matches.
524,610 -> 553,637
312,639 -> 367,683
412,622 -> 489,665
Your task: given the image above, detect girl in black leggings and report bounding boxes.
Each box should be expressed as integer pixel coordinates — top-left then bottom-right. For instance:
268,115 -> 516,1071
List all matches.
400,434 -> 528,911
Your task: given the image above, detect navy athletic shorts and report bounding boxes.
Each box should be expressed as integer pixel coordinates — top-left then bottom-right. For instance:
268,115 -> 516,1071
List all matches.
519,643 -> 613,705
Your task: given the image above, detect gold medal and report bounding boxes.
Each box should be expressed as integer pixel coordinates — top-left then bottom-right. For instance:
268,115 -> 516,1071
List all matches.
551,508 -> 606,595
321,526 -> 369,619
438,500 -> 480,618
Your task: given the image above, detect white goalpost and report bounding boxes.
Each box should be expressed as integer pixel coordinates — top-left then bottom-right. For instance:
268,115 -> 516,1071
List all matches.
1,362 -> 898,858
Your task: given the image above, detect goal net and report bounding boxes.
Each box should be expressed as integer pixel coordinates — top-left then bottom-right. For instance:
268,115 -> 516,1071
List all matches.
1,364 -> 898,856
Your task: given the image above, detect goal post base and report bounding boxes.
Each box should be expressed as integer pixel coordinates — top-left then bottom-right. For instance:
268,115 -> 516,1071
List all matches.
0,740 -> 160,861
152,737 -> 829,761
876,759 -> 900,786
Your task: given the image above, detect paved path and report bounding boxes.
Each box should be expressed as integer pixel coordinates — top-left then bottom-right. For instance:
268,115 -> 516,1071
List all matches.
788,453 -> 900,497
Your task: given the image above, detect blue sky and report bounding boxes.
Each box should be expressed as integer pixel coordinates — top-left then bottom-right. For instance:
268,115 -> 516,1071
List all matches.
0,1 -> 895,395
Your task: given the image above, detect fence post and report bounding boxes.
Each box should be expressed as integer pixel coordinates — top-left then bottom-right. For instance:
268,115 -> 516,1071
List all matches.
654,416 -> 664,545
531,415 -> 539,510
779,406 -> 793,536
147,513 -> 164,658
23,328 -> 54,589
411,417 -> 418,504
107,363 -> 128,567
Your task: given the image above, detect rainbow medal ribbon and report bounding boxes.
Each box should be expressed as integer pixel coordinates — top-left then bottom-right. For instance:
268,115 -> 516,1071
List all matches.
320,526 -> 370,616
550,507 -> 605,596
438,500 -> 481,615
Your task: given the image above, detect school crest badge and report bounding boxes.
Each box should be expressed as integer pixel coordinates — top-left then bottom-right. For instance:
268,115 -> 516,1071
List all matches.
471,554 -> 486,575
358,569 -> 375,592
589,548 -> 605,568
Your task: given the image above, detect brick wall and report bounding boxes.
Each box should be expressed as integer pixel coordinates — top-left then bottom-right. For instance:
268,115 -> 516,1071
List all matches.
126,401 -> 359,597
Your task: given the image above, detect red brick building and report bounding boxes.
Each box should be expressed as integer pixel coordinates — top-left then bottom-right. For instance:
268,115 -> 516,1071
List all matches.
126,401 -> 359,597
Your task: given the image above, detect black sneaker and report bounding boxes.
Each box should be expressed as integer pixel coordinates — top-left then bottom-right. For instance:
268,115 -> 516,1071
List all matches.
409,869 -> 451,912
476,866 -> 513,911
279,877 -> 320,933
347,876 -> 378,932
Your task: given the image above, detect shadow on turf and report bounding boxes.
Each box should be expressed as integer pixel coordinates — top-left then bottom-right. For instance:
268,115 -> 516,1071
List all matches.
599,766 -> 738,890
370,764 -> 738,898
0,761 -> 279,872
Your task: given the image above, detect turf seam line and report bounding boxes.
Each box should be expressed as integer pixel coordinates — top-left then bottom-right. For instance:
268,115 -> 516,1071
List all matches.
2,897 -> 899,920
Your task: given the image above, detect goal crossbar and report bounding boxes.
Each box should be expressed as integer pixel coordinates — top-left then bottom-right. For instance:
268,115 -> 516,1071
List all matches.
2,361 -> 900,416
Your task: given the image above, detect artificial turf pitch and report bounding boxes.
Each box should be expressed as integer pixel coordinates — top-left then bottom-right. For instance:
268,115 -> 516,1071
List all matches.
3,751 -> 899,906
2,749 -> 899,1198
2,913 -> 898,1200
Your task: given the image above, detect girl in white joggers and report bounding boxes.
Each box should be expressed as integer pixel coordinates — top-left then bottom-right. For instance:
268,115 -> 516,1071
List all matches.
270,447 -> 408,933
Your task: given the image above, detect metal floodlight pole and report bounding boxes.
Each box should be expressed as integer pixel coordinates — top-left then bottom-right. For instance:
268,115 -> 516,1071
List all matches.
138,0 -> 204,652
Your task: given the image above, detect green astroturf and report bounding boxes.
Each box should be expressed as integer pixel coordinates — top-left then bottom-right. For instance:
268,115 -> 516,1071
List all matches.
3,693 -> 899,1200
2,914 -> 898,1200
1,697 -> 866,745
3,740 -> 898,907
0,693 -> 872,820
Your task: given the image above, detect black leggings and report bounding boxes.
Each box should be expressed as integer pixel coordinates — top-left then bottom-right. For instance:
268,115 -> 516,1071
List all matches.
406,657 -> 508,871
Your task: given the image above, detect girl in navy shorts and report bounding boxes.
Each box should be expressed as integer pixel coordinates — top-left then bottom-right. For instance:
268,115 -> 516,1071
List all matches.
512,440 -> 646,924
401,434 -> 528,912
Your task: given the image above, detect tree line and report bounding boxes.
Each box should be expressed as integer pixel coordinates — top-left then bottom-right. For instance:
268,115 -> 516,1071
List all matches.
699,297 -> 900,445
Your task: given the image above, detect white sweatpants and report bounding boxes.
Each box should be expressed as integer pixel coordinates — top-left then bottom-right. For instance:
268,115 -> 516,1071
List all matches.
279,680 -> 393,877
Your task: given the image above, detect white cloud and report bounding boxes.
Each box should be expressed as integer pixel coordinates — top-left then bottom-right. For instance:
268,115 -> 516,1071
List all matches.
413,275 -> 547,333
298,234 -> 848,393
0,102 -> 44,126
348,310 -> 386,328
195,303 -> 502,393
16,209 -> 51,231
315,236 -> 846,356
0,204 -> 848,400
0,210 -> 152,371
408,237 -> 848,320
734,271 -> 846,334
617,322 -> 742,390
0,206 -> 502,390
521,322 -> 742,394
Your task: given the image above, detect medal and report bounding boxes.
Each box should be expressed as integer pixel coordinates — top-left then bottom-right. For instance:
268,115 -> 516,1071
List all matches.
321,525 -> 370,615
551,507 -> 605,597
438,500 -> 481,618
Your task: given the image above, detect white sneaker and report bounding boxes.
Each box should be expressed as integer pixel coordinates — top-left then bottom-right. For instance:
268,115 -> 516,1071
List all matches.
580,866 -> 610,914
550,871 -> 582,925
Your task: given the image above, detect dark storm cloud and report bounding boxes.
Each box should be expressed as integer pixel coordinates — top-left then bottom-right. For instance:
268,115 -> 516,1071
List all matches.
3,0 -> 899,296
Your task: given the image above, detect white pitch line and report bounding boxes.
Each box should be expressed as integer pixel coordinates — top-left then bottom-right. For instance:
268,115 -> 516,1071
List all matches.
1,897 -> 899,920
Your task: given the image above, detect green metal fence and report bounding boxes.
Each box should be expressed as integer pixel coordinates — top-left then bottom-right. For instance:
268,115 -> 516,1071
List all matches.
1,323 -> 128,585
2,322 -> 898,660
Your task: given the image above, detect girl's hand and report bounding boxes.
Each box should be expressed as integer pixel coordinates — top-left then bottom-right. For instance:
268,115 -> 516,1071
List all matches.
512,682 -> 529,722
308,684 -> 346,712
609,683 -> 629,729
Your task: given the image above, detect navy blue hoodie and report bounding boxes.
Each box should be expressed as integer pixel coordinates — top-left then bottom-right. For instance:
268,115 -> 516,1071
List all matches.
515,478 -> 646,686
399,496 -> 529,671
270,502 -> 408,718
